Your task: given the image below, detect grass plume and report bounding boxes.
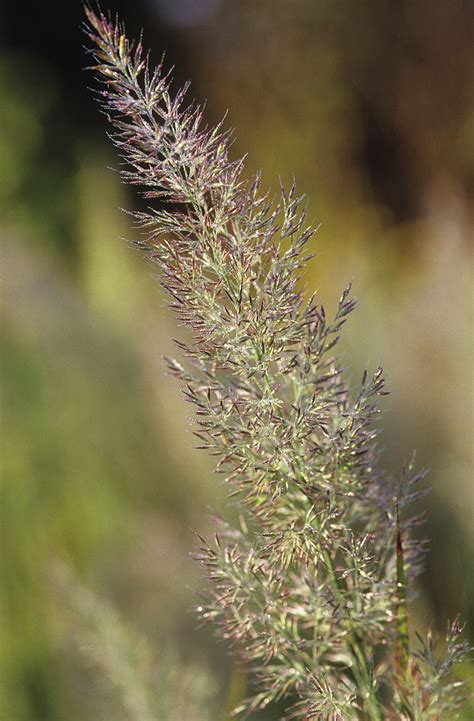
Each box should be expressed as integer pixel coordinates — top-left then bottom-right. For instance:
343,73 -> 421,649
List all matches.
83,7 -> 470,719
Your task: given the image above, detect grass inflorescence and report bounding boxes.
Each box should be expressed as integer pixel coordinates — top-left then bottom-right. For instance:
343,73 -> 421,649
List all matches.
83,7 -> 470,719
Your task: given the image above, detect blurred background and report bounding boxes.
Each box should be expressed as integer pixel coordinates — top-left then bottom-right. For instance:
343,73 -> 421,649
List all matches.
1,1 -> 473,719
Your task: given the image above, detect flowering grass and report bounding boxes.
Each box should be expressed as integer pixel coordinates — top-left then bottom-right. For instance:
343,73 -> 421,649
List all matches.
84,7 -> 470,719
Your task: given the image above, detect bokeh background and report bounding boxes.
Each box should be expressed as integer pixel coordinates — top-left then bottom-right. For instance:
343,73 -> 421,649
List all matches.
1,1 -> 473,719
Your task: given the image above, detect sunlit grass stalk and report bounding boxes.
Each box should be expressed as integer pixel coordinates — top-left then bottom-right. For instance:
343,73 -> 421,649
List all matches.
396,502 -> 410,682
84,7 -> 470,719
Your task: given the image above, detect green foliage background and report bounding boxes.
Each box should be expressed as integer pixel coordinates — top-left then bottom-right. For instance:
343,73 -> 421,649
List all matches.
1,1 -> 472,718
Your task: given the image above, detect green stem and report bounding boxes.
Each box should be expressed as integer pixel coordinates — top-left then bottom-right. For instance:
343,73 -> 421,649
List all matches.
395,501 -> 409,680
322,549 -> 384,721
